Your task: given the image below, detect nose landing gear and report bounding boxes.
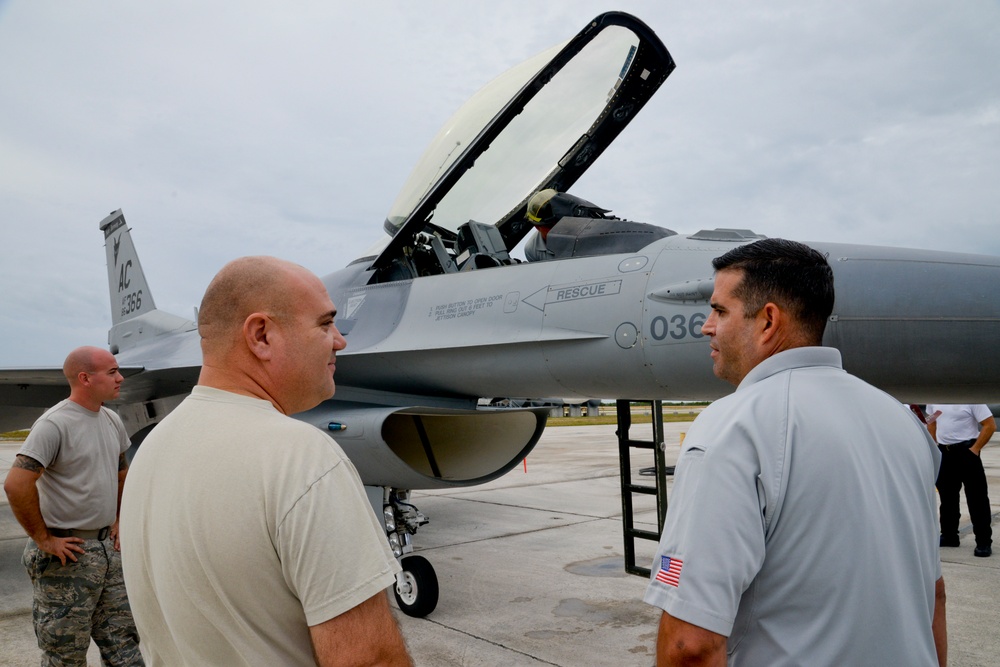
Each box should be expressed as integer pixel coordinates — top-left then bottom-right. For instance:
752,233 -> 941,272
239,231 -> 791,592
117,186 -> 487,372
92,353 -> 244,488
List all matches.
393,554 -> 439,618
383,490 -> 439,617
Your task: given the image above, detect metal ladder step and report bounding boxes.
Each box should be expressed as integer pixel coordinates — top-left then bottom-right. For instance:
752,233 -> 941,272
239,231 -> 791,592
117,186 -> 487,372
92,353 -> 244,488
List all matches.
616,399 -> 671,578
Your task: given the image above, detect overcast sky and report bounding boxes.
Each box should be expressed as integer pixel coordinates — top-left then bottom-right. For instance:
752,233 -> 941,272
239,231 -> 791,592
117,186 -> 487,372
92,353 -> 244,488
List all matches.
1,0 -> 998,366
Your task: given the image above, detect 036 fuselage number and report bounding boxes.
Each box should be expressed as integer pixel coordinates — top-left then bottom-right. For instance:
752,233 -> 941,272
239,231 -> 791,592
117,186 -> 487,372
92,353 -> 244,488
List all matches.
650,312 -> 707,341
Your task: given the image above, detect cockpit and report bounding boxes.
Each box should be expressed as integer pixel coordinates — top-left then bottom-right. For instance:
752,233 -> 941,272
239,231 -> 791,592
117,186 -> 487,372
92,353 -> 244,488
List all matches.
363,13 -> 676,285
371,192 -> 676,283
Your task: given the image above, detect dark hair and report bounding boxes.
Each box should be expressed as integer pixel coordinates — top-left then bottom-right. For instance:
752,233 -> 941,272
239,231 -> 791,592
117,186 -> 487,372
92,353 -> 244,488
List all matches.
712,238 -> 834,343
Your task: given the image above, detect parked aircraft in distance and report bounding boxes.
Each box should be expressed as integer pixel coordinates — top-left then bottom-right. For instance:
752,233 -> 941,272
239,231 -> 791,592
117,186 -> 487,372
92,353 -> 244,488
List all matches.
2,12 -> 998,616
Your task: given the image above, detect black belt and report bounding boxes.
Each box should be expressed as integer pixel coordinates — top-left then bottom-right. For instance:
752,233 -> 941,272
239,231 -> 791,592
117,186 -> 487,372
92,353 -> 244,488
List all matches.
49,526 -> 110,540
938,438 -> 976,451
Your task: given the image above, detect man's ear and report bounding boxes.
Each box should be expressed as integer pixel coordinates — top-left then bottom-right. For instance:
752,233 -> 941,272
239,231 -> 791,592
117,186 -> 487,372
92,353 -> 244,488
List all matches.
243,313 -> 274,361
758,303 -> 782,342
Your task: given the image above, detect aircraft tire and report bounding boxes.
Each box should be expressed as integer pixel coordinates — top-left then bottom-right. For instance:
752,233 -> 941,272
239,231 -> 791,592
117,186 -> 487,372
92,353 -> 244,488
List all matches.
393,555 -> 439,618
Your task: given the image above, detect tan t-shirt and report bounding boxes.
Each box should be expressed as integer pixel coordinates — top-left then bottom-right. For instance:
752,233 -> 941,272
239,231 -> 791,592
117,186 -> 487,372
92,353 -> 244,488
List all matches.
20,399 -> 129,529
120,386 -> 400,666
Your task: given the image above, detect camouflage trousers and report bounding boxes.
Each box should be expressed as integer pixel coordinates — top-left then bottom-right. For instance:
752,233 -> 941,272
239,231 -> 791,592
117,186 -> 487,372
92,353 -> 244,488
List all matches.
22,538 -> 144,666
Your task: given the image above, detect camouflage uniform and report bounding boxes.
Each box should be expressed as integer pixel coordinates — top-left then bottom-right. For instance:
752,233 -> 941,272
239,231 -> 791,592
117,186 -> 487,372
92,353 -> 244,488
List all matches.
23,536 -> 143,666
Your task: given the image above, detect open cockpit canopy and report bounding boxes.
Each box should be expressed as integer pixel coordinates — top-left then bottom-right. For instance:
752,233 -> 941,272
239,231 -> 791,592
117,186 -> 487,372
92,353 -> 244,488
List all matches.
370,12 -> 674,283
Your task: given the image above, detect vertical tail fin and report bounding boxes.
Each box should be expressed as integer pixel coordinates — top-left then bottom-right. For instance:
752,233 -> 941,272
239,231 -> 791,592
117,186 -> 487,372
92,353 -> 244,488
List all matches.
99,209 -> 156,325
98,210 -> 195,353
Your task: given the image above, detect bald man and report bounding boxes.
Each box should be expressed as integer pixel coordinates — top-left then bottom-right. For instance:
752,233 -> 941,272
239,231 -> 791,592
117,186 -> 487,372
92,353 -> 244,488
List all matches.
120,257 -> 411,666
4,346 -> 143,666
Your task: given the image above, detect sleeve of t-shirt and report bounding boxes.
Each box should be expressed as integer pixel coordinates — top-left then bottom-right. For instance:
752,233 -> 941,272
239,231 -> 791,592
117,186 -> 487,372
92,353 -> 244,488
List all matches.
276,457 -> 401,626
19,418 -> 62,468
643,439 -> 766,637
107,410 -> 131,456
971,405 -> 993,424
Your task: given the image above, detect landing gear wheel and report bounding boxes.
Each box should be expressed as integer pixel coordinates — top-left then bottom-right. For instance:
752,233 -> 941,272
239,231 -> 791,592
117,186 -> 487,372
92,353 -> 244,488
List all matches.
393,555 -> 439,618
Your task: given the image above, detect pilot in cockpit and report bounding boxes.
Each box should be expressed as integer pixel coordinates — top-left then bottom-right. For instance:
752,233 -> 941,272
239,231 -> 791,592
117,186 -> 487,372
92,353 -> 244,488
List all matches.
523,188 -> 559,261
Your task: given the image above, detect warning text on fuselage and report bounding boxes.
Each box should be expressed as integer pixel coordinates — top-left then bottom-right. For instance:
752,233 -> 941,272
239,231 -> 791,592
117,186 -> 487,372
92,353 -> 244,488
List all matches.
550,280 -> 622,304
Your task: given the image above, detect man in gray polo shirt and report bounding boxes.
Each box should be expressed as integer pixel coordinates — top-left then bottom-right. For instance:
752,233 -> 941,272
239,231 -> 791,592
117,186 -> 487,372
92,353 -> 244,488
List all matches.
4,346 -> 142,665
644,239 -> 946,666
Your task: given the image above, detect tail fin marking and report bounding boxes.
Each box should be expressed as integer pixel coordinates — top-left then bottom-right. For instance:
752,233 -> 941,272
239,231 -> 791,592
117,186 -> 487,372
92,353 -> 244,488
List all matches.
100,209 -> 157,325
98,209 -> 195,353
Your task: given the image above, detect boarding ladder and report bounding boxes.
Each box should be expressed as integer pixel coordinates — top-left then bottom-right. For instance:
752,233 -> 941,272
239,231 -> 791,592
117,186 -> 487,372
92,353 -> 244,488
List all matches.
616,399 -> 670,577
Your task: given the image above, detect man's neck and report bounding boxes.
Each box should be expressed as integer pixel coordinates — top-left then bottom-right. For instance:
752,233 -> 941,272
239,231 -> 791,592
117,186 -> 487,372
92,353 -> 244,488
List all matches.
68,394 -> 102,413
198,365 -> 286,414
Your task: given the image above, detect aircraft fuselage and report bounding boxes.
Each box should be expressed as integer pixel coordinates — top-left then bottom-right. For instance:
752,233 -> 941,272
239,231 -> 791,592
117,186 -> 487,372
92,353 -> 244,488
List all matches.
326,232 -> 1000,406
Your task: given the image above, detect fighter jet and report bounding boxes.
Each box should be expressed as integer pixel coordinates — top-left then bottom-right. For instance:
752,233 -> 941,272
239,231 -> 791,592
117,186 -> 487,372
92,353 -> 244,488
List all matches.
2,12 -> 999,617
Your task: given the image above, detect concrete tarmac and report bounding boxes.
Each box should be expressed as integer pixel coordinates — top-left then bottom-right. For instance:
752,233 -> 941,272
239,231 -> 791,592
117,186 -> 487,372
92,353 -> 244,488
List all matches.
2,422 -> 999,666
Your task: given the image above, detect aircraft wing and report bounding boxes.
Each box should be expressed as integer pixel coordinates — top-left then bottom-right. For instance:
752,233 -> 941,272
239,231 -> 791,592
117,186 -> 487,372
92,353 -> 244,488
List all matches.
0,366 -> 146,432
0,368 -> 69,433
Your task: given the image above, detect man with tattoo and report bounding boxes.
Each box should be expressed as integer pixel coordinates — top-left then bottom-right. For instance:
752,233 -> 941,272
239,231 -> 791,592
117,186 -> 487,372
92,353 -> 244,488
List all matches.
3,346 -> 143,666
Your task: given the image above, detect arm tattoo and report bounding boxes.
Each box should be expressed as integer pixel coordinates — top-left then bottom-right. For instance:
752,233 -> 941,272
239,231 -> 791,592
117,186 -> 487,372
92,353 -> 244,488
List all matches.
118,452 -> 129,472
13,454 -> 44,473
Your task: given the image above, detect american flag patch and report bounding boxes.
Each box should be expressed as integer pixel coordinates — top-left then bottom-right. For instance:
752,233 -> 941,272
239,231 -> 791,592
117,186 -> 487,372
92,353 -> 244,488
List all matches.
655,555 -> 683,587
